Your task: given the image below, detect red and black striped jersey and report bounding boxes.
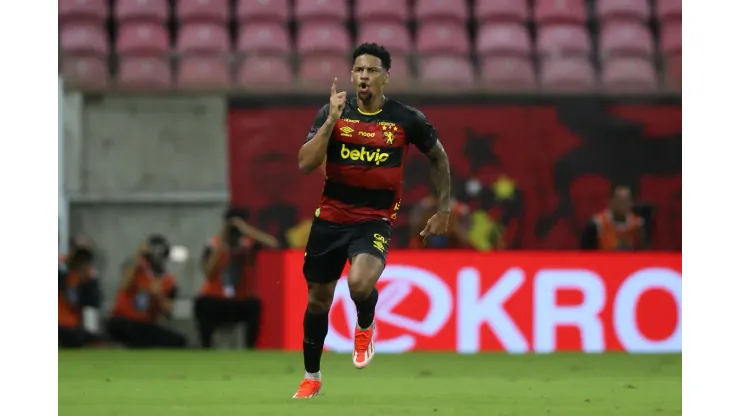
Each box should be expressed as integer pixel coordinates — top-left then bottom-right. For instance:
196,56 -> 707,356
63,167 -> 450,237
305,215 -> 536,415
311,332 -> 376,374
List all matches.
304,97 -> 438,225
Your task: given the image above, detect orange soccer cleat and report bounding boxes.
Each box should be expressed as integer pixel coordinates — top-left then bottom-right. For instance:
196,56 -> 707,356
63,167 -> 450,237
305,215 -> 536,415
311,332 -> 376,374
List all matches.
352,322 -> 376,369
292,379 -> 322,399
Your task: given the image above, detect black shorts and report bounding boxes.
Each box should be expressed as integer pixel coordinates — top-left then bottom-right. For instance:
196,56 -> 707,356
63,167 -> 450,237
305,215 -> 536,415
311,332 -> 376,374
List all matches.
303,218 -> 391,283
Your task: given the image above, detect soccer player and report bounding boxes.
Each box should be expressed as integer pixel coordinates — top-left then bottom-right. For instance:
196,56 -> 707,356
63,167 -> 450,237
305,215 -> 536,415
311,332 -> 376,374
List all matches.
293,43 -> 452,398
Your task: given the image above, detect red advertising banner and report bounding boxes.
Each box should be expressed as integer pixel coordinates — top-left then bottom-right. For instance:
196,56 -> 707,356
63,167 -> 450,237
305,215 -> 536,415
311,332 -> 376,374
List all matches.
256,251 -> 681,353
229,101 -> 681,250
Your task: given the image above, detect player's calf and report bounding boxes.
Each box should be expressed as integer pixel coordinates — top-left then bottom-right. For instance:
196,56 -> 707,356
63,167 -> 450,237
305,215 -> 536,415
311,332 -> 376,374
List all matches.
347,253 -> 384,368
349,284 -> 379,369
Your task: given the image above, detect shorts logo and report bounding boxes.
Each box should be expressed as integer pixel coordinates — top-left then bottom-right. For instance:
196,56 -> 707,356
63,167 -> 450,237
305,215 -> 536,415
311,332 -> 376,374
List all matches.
358,131 -> 375,138
373,233 -> 388,253
340,144 -> 390,165
339,126 -> 354,137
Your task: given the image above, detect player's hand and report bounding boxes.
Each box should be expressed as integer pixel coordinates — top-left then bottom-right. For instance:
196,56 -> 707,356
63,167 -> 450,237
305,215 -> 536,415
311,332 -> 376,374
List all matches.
420,211 -> 450,244
328,78 -> 346,121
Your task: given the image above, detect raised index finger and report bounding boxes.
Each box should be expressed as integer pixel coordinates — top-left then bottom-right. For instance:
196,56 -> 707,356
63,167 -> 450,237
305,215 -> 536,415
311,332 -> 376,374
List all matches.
330,77 -> 337,96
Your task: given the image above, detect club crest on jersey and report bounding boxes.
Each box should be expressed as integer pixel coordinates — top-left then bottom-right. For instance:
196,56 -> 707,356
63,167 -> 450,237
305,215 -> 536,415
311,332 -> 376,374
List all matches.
382,124 -> 398,145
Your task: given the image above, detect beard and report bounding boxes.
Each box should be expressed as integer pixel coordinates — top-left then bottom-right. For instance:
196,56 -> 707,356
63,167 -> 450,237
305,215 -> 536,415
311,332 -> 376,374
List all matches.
358,90 -> 374,103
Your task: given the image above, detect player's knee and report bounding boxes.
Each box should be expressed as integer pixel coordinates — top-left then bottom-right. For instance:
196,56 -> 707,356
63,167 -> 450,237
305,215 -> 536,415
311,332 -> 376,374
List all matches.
307,284 -> 334,313
307,296 -> 332,314
348,278 -> 374,302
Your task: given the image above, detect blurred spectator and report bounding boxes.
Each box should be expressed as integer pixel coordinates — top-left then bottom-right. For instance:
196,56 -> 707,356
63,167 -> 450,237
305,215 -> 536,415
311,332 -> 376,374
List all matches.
58,237 -> 102,348
580,185 -> 648,250
107,235 -> 187,348
194,208 -> 279,349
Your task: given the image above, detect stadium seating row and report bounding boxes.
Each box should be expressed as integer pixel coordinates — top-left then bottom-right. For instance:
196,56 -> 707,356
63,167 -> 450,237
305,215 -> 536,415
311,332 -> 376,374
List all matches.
59,0 -> 682,25
61,54 -> 679,92
60,21 -> 681,59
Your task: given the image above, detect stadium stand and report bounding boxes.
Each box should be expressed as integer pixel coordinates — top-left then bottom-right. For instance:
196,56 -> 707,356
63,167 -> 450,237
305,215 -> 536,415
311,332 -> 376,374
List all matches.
57,0 -> 682,92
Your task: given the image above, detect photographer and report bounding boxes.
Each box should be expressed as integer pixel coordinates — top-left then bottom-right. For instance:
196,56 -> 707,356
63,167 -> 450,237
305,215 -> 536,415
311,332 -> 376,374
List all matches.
194,208 -> 279,349
58,238 -> 102,348
107,235 -> 187,348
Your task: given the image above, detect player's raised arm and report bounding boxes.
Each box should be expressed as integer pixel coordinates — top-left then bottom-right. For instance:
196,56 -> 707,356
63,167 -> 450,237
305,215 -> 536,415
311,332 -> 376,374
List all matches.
298,78 -> 346,174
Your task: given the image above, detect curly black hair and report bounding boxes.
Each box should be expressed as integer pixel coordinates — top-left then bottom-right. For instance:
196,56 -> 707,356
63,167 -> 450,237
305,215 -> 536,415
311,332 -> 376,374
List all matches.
352,43 -> 392,70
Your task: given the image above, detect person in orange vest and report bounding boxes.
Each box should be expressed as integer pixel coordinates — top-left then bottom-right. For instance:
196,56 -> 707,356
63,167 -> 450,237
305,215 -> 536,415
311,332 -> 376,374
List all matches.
409,194 -> 471,248
107,235 -> 187,348
194,208 -> 280,349
580,185 -> 648,250
59,238 -> 101,348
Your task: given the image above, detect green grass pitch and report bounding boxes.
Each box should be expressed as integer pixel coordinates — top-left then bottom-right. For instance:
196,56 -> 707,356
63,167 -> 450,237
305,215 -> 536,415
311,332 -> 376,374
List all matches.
59,351 -> 680,415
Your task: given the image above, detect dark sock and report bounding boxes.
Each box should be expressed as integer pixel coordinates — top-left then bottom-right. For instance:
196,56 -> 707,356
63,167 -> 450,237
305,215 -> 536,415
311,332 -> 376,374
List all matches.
353,288 -> 379,329
303,309 -> 329,373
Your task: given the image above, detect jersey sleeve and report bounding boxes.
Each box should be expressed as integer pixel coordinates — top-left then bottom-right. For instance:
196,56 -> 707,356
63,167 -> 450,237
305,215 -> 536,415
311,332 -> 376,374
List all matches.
305,104 -> 331,143
406,108 -> 439,153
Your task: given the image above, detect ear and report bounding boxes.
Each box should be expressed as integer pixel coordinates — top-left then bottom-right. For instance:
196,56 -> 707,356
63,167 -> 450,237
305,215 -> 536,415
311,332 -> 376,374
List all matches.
384,70 -> 390,85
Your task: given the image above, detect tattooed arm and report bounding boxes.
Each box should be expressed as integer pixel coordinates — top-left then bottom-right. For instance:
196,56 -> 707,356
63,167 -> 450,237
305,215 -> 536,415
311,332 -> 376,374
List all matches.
424,141 -> 452,213
409,109 -> 452,238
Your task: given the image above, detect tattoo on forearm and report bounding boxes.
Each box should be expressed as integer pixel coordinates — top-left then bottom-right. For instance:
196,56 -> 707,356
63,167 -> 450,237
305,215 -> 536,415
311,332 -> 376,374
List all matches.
426,141 -> 452,212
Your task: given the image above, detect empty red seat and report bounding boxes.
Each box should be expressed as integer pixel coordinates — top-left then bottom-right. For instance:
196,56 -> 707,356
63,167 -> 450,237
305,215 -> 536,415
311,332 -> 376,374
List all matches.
115,0 -> 168,23
177,0 -> 229,24
660,21 -> 681,55
476,23 -> 531,58
655,0 -> 682,23
533,0 -> 586,25
178,56 -> 231,89
540,57 -> 596,91
177,23 -> 230,55
602,57 -> 657,91
415,0 -> 468,23
60,24 -> 108,56
298,55 -> 351,86
61,57 -> 109,90
294,0 -> 348,23
296,23 -> 351,56
388,57 -> 412,85
59,0 -> 107,25
116,22 -> 170,56
663,53 -> 681,90
419,56 -> 475,87
355,0 -> 409,23
236,56 -> 293,88
416,22 -> 470,56
475,0 -> 528,23
117,56 -> 172,90
236,0 -> 289,23
480,56 -> 536,90
536,24 -> 590,57
595,0 -> 649,23
356,23 -> 412,56
237,23 -> 291,56
599,21 -> 653,58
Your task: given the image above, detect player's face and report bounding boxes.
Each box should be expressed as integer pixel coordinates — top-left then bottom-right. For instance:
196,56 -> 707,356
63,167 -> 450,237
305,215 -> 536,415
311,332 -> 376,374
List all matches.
351,54 -> 388,102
